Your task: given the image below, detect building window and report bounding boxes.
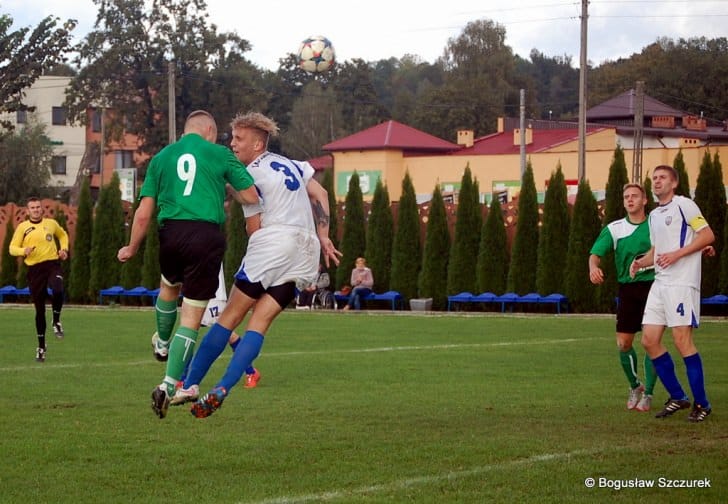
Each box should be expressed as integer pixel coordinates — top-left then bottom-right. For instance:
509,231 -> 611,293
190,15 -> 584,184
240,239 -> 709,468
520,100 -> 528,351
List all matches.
52,107 -> 67,126
51,156 -> 67,175
92,109 -> 102,132
115,150 -> 134,169
16,110 -> 27,124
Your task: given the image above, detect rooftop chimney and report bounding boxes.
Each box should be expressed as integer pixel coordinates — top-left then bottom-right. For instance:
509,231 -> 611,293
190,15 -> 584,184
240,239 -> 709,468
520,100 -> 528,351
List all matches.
457,130 -> 474,148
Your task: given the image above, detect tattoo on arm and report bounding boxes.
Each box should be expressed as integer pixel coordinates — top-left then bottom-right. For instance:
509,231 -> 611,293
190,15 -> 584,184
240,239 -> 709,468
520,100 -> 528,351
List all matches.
312,200 -> 329,228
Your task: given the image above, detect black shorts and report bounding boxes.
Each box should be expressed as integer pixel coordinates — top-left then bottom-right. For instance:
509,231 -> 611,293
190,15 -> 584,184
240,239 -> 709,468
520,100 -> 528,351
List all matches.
27,260 -> 63,301
616,281 -> 653,334
158,220 -> 225,301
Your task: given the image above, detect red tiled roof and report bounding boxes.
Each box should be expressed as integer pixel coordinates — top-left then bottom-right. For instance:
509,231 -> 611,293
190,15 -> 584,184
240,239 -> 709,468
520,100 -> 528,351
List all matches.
323,120 -> 459,152
307,154 -> 333,171
453,127 -> 608,156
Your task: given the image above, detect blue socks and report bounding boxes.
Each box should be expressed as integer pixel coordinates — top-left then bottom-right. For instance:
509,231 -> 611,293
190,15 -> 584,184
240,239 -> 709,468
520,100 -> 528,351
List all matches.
229,337 -> 256,375
184,324 -> 231,388
652,352 -> 688,401
684,353 -> 710,408
217,330 -> 264,391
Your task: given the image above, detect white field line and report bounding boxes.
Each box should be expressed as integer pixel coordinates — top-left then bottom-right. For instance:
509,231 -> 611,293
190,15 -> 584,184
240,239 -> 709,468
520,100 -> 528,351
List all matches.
240,449 -> 594,504
0,337 -> 601,373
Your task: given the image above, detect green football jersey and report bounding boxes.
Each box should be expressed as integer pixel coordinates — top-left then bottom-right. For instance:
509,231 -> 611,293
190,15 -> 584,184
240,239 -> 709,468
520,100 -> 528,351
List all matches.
140,133 -> 254,225
590,216 -> 655,284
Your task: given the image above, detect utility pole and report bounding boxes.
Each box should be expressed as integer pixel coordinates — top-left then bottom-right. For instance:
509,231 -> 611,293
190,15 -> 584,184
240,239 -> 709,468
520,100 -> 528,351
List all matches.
519,88 -> 526,175
577,0 -> 588,182
99,107 -> 105,189
632,81 -> 645,183
168,60 -> 176,143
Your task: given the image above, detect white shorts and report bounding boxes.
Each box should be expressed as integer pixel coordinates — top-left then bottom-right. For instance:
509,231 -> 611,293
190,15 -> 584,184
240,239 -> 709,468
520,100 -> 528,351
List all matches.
201,299 -> 226,327
236,225 -> 320,289
642,283 -> 700,328
202,266 -> 228,327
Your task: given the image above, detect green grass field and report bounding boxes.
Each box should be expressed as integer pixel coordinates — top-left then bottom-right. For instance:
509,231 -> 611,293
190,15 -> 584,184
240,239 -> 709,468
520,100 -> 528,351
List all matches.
2,306 -> 726,503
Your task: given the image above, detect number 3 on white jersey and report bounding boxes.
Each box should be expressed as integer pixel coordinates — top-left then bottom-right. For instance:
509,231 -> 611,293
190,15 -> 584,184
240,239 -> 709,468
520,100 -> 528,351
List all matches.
177,153 -> 197,196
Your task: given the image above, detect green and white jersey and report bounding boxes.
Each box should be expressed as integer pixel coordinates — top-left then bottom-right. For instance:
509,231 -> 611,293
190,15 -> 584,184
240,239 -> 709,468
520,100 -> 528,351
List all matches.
590,216 -> 654,284
140,133 -> 254,225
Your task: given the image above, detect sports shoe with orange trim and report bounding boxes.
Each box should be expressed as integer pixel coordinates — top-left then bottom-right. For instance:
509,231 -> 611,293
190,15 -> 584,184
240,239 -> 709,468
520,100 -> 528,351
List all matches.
244,368 -> 261,389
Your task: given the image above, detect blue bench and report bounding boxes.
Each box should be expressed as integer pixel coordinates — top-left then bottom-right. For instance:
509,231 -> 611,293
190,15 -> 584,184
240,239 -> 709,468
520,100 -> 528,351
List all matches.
0,285 -> 42,303
701,294 -> 728,306
99,286 -> 157,305
334,290 -> 404,310
447,291 -> 568,314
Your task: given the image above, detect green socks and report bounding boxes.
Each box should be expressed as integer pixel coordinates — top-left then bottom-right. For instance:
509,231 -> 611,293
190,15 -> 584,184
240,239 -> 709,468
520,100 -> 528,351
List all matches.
643,353 -> 657,395
163,326 -> 199,394
619,347 -> 640,389
155,298 -> 178,343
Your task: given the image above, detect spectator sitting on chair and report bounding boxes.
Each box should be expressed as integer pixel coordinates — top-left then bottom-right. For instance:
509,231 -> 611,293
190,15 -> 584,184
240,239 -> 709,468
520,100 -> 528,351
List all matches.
343,257 -> 373,311
296,264 -> 330,309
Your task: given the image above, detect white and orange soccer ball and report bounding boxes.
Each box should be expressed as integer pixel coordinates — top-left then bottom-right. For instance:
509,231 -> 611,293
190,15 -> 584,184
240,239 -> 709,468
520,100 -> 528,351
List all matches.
297,35 -> 335,73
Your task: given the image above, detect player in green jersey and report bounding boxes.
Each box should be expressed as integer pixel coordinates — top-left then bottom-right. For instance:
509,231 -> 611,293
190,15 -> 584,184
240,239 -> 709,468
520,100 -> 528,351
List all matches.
118,110 -> 259,419
589,183 -> 657,411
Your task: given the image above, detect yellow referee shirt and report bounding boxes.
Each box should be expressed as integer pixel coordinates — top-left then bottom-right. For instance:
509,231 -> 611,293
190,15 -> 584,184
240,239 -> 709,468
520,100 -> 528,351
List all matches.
9,218 -> 69,266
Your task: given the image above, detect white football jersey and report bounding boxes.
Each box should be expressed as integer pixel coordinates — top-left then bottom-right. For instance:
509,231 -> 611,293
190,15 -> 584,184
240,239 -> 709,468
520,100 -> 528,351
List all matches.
242,151 -> 316,233
649,195 -> 708,289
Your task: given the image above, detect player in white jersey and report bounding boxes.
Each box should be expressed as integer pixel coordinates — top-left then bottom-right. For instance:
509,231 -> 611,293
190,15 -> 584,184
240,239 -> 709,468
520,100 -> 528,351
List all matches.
174,111 -> 341,417
630,165 -> 715,422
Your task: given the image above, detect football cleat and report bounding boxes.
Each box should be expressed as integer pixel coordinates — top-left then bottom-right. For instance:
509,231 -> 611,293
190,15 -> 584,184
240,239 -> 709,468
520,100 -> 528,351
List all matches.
627,384 -> 645,410
655,398 -> 691,418
151,332 -> 169,362
190,386 -> 227,418
52,322 -> 64,339
35,347 -> 46,363
170,384 -> 199,406
244,368 -> 261,389
687,403 -> 712,423
151,384 -> 170,419
635,393 -> 652,412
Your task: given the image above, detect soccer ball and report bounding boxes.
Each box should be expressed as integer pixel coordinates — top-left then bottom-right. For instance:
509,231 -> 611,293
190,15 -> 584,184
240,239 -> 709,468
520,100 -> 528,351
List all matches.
297,35 -> 335,73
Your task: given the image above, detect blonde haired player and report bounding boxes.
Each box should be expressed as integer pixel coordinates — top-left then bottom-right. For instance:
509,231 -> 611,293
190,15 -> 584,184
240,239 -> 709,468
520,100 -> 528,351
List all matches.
175,111 -> 341,417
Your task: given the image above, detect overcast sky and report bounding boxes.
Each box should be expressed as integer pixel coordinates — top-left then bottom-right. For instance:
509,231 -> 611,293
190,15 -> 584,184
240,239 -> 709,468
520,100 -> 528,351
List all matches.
4,0 -> 727,70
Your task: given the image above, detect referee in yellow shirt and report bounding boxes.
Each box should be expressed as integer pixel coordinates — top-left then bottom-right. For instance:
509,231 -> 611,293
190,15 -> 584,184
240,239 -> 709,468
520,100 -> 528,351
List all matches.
9,197 -> 69,362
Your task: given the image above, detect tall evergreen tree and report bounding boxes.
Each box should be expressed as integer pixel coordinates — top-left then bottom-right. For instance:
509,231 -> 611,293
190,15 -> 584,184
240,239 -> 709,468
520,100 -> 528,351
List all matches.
536,165 -> 569,296
1,218 -> 19,286
140,210 -> 160,289
673,149 -> 690,197
693,151 -> 720,296
16,261 -> 28,288
68,179 -> 93,303
643,176 -> 656,213
390,172 -> 421,301
446,166 -> 482,295
54,206 -> 72,298
89,173 -> 126,297
120,198 -> 144,293
721,209 -> 728,295
710,152 -> 725,275
597,147 -> 629,311
476,196 -> 508,295
507,162 -> 539,295
564,180 -> 601,313
419,185 -> 451,310
224,199 -> 248,292
336,172 -> 367,289
321,169 -> 339,285
365,179 -> 393,291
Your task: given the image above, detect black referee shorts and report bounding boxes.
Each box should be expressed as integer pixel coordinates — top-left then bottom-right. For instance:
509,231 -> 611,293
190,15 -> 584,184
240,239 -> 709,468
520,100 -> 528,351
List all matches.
158,220 -> 225,301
